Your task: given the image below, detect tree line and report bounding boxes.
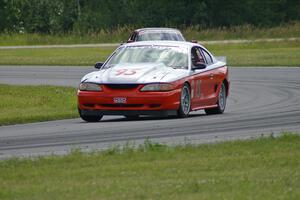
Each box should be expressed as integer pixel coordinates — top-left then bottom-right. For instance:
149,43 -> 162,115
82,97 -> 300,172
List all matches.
0,0 -> 299,34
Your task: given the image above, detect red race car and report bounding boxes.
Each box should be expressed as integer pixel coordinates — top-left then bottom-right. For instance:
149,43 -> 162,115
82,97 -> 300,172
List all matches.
77,41 -> 229,122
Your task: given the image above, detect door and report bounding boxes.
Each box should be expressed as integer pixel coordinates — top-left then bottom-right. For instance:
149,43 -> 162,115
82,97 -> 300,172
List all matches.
200,48 -> 219,104
190,47 -> 215,108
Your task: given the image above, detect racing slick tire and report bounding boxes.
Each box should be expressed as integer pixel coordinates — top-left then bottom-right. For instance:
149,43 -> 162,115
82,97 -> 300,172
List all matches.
205,82 -> 227,115
177,84 -> 191,118
78,109 -> 103,122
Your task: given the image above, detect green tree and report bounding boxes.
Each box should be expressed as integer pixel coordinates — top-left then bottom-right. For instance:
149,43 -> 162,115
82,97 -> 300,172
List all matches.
0,0 -> 299,34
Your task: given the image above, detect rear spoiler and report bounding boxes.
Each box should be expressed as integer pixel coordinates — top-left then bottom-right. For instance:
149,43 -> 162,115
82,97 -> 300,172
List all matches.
216,56 -> 226,63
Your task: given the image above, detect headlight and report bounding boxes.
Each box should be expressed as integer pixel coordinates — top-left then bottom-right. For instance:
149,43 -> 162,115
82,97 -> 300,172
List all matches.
140,83 -> 174,91
78,82 -> 102,91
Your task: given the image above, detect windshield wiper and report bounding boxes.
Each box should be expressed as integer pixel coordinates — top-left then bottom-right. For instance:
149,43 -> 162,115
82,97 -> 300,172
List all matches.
102,64 -> 115,69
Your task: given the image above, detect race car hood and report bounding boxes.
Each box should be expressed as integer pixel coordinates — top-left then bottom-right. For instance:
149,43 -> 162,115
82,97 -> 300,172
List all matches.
81,63 -> 189,84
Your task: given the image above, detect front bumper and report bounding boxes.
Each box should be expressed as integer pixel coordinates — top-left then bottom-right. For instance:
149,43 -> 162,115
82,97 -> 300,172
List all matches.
77,87 -> 181,115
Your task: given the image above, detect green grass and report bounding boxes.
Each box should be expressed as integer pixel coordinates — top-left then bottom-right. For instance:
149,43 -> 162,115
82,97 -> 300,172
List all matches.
183,22 -> 300,41
0,28 -> 130,46
0,41 -> 299,66
0,22 -> 299,46
206,40 -> 300,66
0,84 -> 77,126
0,134 -> 299,200
0,47 -> 115,66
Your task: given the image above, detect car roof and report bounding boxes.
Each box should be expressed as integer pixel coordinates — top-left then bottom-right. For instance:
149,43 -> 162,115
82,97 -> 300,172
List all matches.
135,27 -> 182,33
122,40 -> 206,50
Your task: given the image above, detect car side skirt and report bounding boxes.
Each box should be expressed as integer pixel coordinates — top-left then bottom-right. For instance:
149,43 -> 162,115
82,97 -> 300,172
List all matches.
191,104 -> 218,111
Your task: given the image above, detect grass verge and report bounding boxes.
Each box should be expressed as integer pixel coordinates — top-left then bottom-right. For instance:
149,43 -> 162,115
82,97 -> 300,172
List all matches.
0,84 -> 77,126
0,41 -> 299,66
183,22 -> 300,41
0,22 -> 299,46
206,40 -> 300,66
0,134 -> 299,200
0,47 -> 115,66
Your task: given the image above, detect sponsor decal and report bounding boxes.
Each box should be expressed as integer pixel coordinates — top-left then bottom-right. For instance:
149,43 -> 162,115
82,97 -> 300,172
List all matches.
197,80 -> 201,98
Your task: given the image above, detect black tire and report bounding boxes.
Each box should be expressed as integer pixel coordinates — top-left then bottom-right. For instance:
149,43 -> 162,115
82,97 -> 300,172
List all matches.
177,84 -> 191,118
205,82 -> 227,115
78,109 -> 103,122
124,115 -> 139,120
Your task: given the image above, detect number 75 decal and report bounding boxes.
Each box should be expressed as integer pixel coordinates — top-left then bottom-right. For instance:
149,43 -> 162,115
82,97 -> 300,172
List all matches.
115,69 -> 141,76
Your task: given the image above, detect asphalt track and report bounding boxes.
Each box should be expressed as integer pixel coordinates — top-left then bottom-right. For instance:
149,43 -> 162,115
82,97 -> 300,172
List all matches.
0,66 -> 300,159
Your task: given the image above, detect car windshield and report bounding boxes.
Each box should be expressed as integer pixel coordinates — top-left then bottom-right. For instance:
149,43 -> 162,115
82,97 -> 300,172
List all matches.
136,32 -> 184,41
104,45 -> 188,69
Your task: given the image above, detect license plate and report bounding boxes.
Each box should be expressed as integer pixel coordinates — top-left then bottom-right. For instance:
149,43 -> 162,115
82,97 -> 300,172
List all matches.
113,97 -> 127,104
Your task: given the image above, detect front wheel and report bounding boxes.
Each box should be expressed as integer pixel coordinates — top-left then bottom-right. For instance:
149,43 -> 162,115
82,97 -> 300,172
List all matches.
205,82 -> 227,115
78,109 -> 103,122
177,84 -> 191,118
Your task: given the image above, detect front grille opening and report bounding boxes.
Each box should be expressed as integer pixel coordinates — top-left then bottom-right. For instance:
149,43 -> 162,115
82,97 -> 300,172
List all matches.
100,104 -> 143,108
83,104 -> 95,108
105,84 -> 139,90
149,104 -> 161,108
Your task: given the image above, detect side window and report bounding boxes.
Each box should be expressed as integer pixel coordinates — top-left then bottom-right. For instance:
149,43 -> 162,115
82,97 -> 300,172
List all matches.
128,32 -> 137,42
191,47 -> 205,65
201,49 -> 213,65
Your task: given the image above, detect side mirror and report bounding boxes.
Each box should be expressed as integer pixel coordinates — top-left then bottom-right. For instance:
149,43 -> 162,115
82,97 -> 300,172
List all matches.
94,62 -> 103,69
191,39 -> 198,43
192,62 -> 206,70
